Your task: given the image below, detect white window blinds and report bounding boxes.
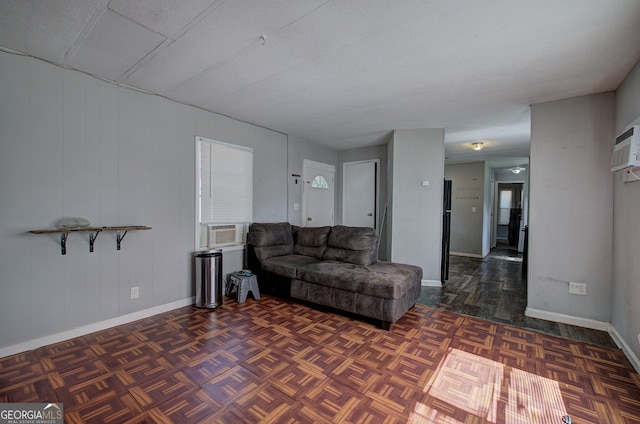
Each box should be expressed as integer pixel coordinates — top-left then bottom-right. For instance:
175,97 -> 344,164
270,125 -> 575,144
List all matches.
197,136 -> 253,223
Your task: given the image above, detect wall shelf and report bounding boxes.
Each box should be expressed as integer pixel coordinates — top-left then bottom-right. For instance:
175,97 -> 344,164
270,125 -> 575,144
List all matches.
30,226 -> 151,255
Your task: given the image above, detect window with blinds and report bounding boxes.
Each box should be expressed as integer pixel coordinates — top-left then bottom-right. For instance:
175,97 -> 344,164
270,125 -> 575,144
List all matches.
196,136 -> 253,225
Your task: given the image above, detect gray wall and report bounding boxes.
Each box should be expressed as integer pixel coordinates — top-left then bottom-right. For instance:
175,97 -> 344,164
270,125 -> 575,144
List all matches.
286,135 -> 337,227
337,144 -> 389,259
388,129 -> 444,283
612,60 -> 640,361
444,162 -> 485,256
0,51 -> 291,350
528,92 -> 614,322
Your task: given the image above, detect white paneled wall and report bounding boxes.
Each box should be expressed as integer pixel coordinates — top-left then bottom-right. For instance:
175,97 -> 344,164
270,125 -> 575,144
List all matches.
0,51 -> 288,351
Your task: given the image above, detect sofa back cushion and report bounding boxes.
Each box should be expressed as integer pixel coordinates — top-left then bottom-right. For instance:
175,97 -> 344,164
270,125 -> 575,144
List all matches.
294,226 -> 331,259
323,225 -> 378,266
249,222 -> 293,262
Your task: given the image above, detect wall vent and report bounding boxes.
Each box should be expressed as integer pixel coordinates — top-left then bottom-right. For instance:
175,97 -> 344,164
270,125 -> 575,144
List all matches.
207,224 -> 245,248
611,125 -> 640,172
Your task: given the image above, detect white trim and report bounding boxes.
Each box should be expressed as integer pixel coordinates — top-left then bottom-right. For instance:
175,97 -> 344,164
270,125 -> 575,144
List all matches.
195,136 -> 253,153
609,325 -> 640,374
493,180 -> 526,249
195,136 -> 202,249
195,136 -> 253,249
0,298 -> 195,358
421,279 -> 442,287
450,251 -> 484,258
194,244 -> 246,253
524,307 -> 610,332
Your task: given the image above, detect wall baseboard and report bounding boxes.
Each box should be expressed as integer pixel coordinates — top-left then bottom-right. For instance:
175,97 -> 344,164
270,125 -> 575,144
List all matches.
525,308 -> 640,372
421,279 -> 442,287
608,325 -> 640,374
0,298 -> 195,358
525,307 -> 610,331
450,251 -> 484,259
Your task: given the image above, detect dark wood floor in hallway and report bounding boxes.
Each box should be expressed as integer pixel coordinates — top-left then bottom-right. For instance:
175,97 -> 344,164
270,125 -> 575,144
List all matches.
418,247 -> 618,349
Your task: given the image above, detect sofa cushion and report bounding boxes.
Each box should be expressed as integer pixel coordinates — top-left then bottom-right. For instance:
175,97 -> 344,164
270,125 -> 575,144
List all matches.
249,222 -> 294,262
261,254 -> 322,279
296,260 -> 422,299
293,226 -> 331,259
323,225 -> 378,266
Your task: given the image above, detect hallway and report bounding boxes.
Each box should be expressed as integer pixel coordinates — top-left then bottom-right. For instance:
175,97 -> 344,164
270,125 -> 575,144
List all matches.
418,248 -> 618,349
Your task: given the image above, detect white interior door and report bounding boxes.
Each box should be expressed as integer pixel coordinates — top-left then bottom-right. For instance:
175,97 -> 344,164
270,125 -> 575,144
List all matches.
303,160 -> 335,227
343,160 -> 378,229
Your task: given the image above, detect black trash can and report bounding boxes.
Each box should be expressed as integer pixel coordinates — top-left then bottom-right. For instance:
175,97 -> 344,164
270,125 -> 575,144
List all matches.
194,249 -> 223,309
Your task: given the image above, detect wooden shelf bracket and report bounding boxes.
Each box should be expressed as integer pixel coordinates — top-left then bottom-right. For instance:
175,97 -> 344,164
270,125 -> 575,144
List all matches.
30,226 -> 151,255
116,230 -> 127,251
89,229 -> 102,253
60,233 -> 68,255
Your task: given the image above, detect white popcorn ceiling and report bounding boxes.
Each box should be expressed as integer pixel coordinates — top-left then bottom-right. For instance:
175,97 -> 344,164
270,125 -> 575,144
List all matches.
1,0 -> 639,161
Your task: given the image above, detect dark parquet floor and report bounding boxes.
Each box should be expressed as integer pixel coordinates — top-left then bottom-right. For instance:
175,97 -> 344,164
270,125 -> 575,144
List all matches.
418,246 -> 618,349
1,297 -> 640,423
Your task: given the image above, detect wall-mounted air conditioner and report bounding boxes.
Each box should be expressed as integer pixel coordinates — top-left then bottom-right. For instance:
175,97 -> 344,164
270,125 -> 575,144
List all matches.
611,125 -> 640,172
207,224 -> 246,248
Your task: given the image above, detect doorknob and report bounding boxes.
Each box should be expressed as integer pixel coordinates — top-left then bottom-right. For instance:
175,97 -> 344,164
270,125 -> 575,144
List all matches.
367,212 -> 373,216
307,217 -> 312,221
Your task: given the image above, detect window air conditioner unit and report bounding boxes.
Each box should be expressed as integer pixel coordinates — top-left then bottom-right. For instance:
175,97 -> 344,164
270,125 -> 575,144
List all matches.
208,224 -> 245,248
611,125 -> 640,172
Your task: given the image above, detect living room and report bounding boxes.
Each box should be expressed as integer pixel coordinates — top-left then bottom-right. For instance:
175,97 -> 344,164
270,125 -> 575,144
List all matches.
1,1 -> 640,421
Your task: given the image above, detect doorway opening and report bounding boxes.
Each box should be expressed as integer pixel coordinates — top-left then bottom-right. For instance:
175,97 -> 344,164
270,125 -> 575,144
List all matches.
494,182 -> 524,251
342,159 -> 380,230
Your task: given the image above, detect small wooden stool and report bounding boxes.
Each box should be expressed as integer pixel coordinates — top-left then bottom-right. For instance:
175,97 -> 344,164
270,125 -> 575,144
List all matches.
226,272 -> 260,303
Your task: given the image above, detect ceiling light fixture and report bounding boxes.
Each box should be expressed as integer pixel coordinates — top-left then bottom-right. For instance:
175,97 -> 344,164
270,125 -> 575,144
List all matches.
472,142 -> 483,151
511,166 -> 524,174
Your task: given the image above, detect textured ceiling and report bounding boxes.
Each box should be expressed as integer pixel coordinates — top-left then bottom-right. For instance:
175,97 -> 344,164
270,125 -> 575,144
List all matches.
1,0 -> 639,162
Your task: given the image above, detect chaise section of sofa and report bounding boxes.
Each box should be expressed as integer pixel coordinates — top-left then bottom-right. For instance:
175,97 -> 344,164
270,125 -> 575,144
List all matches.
247,222 -> 422,329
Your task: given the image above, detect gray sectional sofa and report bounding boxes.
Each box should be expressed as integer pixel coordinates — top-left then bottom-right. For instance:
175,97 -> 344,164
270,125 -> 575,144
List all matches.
247,222 -> 423,330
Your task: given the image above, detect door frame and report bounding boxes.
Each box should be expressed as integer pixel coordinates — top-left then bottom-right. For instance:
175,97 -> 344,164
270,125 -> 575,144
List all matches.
342,159 -> 380,231
492,181 -> 524,250
302,159 -> 335,227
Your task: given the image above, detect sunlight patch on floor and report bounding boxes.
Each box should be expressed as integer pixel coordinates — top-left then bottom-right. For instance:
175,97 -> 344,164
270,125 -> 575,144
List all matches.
507,368 -> 567,423
408,348 -> 567,424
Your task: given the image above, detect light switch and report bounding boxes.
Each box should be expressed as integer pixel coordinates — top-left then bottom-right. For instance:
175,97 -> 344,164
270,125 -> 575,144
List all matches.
293,203 -> 300,211
421,180 -> 429,186
472,207 -> 477,212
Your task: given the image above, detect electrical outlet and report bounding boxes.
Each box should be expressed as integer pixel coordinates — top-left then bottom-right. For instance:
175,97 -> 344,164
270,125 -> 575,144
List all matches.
568,282 -> 587,296
130,287 -> 139,299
